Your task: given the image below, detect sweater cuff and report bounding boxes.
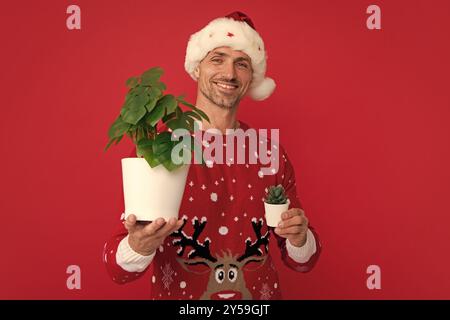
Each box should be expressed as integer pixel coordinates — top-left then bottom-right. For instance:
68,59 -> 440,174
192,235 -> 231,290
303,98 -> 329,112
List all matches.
286,229 -> 317,263
115,235 -> 155,272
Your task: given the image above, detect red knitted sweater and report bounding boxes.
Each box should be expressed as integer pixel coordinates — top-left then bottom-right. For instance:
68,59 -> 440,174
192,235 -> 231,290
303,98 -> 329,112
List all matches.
103,122 -> 321,300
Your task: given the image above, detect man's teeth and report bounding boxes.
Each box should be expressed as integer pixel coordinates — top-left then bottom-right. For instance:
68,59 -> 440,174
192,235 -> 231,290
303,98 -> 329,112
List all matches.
216,83 -> 237,89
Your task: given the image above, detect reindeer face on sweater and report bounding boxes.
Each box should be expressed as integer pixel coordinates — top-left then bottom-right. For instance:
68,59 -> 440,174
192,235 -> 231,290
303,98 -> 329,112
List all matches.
171,216 -> 269,300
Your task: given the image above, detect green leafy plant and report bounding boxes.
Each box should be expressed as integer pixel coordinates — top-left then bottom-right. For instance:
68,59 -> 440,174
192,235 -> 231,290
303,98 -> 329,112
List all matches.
265,184 -> 288,204
104,67 -> 209,171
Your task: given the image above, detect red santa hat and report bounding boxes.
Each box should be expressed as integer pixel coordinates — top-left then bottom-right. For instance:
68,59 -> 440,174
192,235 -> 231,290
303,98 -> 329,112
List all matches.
184,11 -> 276,101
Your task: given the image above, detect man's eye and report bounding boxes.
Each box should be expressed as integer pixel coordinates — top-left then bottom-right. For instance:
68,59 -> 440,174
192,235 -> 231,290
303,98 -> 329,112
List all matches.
237,62 -> 249,68
212,58 -> 223,63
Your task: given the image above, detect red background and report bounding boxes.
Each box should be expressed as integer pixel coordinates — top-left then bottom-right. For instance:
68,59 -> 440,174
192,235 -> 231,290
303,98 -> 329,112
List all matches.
1,0 -> 449,299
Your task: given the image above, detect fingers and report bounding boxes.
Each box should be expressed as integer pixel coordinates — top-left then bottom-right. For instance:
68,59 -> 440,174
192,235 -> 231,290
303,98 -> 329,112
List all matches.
279,213 -> 308,229
153,218 -> 183,238
281,208 -> 304,220
124,214 -> 137,231
275,225 -> 304,236
142,218 -> 167,236
127,216 -> 184,239
275,208 -> 308,236
175,219 -> 184,230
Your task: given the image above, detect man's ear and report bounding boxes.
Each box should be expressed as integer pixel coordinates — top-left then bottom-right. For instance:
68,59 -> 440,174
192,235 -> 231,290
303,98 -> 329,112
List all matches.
194,66 -> 200,79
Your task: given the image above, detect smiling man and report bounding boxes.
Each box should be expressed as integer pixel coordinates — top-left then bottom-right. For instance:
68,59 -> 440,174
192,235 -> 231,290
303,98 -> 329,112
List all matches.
103,11 -> 321,300
196,47 -> 253,110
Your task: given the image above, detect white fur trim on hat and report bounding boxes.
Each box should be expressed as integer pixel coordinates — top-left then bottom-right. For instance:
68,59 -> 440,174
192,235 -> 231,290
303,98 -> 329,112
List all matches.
185,15 -> 275,101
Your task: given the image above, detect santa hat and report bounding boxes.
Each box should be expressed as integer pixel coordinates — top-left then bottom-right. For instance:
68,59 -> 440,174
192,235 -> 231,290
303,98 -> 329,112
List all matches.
184,11 -> 276,101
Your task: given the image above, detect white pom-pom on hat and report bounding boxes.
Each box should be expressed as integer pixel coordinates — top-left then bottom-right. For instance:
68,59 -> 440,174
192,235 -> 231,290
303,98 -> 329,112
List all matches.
249,77 -> 276,101
185,11 -> 275,101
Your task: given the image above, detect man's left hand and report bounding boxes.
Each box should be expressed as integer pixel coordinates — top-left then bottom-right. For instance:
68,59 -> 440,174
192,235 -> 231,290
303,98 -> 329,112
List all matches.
274,208 -> 309,247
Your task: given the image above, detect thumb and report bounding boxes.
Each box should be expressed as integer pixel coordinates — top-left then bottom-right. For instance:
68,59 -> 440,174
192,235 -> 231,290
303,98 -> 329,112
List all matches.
124,214 -> 137,231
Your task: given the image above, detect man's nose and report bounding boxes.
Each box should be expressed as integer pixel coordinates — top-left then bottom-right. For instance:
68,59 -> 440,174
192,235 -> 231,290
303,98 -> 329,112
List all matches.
222,61 -> 237,81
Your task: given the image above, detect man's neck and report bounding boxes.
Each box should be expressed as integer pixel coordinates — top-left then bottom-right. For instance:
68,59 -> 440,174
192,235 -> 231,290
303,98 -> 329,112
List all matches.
195,93 -> 239,134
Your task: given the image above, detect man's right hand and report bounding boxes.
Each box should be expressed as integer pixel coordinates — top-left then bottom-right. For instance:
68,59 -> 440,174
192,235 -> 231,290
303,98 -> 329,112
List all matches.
124,214 -> 184,256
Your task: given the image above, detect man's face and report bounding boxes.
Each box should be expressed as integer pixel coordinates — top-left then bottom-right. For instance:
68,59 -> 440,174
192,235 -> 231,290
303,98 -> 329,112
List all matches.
195,46 -> 253,109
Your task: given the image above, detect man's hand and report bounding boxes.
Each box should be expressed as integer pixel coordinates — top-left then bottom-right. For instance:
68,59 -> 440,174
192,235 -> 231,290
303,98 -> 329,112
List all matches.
274,208 -> 309,247
124,214 -> 184,256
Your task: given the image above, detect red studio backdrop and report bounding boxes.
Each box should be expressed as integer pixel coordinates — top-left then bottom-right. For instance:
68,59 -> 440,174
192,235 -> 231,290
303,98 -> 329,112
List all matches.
0,0 -> 449,299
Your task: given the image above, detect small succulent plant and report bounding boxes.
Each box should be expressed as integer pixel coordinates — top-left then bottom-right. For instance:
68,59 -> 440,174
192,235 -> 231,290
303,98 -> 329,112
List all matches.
265,184 -> 288,205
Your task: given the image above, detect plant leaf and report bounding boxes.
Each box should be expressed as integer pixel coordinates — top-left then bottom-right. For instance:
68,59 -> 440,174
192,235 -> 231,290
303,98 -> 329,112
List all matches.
176,96 -> 210,122
167,116 -> 190,131
141,67 -> 164,86
191,107 -> 209,122
137,138 -> 160,167
184,110 -> 202,121
125,77 -> 139,89
159,94 -> 178,114
145,102 -> 165,127
133,84 -> 146,96
161,159 -> 181,171
176,106 -> 183,118
121,105 -> 146,125
135,92 -> 150,107
176,95 -> 195,108
153,81 -> 167,91
152,132 -> 172,154
107,116 -> 130,139
146,156 -> 161,168
152,132 -> 174,163
104,137 -> 117,151
137,137 -> 153,149
162,111 -> 177,123
148,86 -> 163,100
165,118 -> 181,131
156,149 -> 172,163
114,134 -> 124,145
145,96 -> 158,113
145,88 -> 162,112
183,114 -> 195,131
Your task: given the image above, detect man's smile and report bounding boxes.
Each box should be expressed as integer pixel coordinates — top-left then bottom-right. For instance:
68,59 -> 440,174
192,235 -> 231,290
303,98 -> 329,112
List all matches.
212,81 -> 239,93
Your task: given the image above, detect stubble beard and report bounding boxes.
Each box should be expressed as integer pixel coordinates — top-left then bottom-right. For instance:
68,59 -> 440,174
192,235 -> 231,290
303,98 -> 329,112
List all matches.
201,83 -> 241,110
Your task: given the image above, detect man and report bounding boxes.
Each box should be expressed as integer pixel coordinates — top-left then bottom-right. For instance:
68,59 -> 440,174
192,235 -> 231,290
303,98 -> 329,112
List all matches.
103,11 -> 321,300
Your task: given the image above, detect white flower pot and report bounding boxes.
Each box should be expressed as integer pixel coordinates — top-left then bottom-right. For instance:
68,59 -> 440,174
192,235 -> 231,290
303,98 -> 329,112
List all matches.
121,158 -> 190,221
264,199 -> 290,227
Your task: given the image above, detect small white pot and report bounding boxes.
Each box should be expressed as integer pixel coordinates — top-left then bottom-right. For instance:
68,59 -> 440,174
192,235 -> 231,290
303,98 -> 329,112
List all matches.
121,158 -> 190,221
264,199 -> 290,227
